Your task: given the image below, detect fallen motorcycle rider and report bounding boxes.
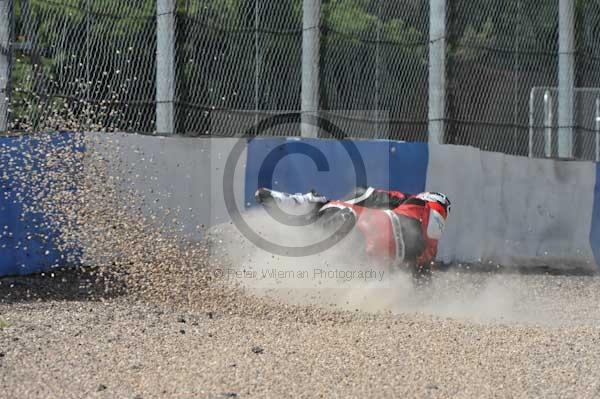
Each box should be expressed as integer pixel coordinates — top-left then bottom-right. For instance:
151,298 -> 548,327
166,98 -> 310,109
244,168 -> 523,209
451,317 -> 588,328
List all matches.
255,187 -> 451,277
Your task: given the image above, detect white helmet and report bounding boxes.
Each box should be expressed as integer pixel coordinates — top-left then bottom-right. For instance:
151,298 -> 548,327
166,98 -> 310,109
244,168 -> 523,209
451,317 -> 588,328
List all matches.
416,192 -> 451,212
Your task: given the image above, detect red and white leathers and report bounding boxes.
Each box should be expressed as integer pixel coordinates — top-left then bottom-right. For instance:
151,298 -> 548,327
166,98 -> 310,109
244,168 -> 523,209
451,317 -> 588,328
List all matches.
394,194 -> 449,267
317,188 -> 449,269
255,187 -> 450,270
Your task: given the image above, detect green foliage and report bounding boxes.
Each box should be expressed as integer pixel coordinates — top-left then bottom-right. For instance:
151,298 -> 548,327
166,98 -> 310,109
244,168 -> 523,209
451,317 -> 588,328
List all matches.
324,0 -> 378,37
383,18 -> 425,61
10,0 -> 156,131
8,0 -> 563,132
454,19 -> 495,61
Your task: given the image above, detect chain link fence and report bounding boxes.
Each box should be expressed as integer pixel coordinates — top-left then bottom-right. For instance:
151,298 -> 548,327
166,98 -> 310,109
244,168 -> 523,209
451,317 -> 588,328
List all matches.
320,1 -> 429,142
448,0 -> 599,160
3,0 -> 600,159
574,0 -> 600,159
176,1 -> 304,137
6,0 -> 156,133
447,0 -> 559,156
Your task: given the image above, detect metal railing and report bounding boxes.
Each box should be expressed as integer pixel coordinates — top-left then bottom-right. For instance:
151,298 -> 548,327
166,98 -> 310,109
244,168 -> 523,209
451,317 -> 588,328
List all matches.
529,86 -> 600,160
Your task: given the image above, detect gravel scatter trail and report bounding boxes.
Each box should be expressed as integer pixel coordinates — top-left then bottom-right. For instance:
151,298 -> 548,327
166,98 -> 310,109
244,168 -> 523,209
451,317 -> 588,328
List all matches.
2,270 -> 600,399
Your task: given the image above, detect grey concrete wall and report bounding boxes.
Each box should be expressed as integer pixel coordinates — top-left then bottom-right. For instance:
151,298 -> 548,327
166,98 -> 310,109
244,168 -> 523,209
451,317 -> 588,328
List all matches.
427,144 -> 596,270
84,133 -> 246,239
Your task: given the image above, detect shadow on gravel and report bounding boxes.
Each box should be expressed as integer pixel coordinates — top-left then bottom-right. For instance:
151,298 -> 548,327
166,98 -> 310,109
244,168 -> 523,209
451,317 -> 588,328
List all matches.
0,267 -> 126,304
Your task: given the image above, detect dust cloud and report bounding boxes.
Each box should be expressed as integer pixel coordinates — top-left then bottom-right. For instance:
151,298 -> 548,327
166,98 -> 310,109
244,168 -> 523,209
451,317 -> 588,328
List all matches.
209,207 -> 552,326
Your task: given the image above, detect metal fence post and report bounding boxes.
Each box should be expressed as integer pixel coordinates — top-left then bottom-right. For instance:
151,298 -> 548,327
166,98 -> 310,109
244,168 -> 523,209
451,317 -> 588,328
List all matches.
544,90 -> 553,157
375,0 -> 381,137
0,0 -> 11,133
301,0 -> 320,138
255,0 -> 260,134
528,88 -> 535,157
558,0 -> 574,158
428,0 -> 446,145
156,0 -> 176,135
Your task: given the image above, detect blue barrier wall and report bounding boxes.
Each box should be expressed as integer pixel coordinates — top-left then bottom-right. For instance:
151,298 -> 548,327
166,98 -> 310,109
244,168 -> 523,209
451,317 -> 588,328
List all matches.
245,138 -> 428,205
0,133 -> 81,276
